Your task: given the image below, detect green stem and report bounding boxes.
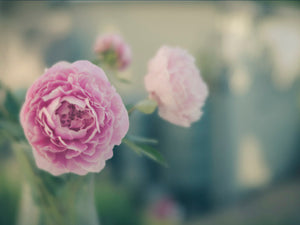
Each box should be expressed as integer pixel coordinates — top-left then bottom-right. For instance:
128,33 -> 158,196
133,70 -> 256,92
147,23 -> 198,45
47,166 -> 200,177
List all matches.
127,105 -> 136,115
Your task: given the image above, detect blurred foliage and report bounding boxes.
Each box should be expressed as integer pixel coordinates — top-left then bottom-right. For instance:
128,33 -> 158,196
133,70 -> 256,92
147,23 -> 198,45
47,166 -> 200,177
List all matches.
0,82 -> 21,123
0,83 -> 22,225
94,181 -> 142,225
0,166 -> 21,225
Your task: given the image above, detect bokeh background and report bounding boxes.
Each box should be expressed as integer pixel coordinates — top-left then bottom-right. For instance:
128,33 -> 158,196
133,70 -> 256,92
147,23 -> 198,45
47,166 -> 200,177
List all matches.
1,1 -> 300,225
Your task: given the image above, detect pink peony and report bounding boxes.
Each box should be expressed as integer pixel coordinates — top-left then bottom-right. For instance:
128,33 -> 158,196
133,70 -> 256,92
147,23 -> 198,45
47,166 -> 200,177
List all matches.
20,60 -> 129,176
144,46 -> 208,127
94,33 -> 131,70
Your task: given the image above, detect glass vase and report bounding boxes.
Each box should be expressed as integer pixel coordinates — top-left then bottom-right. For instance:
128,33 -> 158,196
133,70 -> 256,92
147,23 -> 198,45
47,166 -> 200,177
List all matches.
14,143 -> 100,225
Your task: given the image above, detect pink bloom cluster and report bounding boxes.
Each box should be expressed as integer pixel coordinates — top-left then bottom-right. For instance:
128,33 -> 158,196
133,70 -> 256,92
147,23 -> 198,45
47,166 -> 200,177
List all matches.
144,46 -> 208,127
20,60 -> 129,175
94,34 -> 131,70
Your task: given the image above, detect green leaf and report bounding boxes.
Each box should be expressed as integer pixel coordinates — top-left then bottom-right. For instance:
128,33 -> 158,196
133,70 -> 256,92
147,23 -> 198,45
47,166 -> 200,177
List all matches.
14,88 -> 27,104
125,104 -> 134,111
122,138 -> 168,167
0,83 -> 21,122
135,99 -> 157,114
126,135 -> 158,144
0,120 -> 24,140
4,90 -> 21,121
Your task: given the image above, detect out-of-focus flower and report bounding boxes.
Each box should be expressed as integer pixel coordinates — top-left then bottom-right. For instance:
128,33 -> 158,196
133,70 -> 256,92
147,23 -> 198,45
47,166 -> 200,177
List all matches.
20,60 -> 129,176
94,33 -> 131,71
144,46 -> 208,127
145,197 -> 184,225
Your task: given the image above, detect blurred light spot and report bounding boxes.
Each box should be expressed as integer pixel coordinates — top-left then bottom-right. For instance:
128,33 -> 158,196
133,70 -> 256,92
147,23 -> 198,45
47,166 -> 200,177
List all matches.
260,19 -> 300,90
237,135 -> 271,188
221,12 -> 254,63
2,36 -> 45,89
101,24 -> 121,34
46,11 -> 72,38
229,67 -> 251,96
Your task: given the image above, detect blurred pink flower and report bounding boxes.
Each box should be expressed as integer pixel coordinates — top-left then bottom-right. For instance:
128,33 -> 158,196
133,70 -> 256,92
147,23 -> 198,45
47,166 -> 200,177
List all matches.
94,33 -> 131,70
147,197 -> 184,225
20,60 -> 129,176
152,198 -> 180,219
144,46 -> 208,127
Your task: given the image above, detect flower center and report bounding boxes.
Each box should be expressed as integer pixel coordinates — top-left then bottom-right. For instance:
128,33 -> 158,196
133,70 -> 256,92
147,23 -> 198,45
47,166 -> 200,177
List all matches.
55,101 -> 94,131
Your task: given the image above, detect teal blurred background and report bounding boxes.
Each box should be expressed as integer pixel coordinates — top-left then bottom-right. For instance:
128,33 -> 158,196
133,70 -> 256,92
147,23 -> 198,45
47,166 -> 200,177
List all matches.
1,1 -> 300,225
